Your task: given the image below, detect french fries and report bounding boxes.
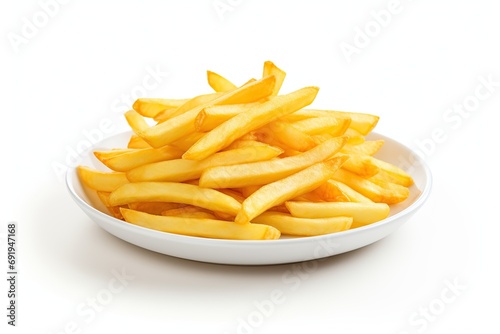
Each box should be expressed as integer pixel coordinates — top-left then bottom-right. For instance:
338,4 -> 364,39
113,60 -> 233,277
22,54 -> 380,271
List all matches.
285,201 -> 390,229
139,76 -> 276,148
121,208 -> 280,240
126,145 -> 282,182
77,61 -> 414,240
183,86 -> 319,160
133,98 -> 189,118
109,182 -> 242,216
207,71 -> 237,92
234,156 -> 349,224
199,136 -> 347,188
77,166 -> 128,192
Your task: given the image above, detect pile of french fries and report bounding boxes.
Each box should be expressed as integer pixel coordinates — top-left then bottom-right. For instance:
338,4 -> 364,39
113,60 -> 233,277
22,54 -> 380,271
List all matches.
78,61 -> 413,240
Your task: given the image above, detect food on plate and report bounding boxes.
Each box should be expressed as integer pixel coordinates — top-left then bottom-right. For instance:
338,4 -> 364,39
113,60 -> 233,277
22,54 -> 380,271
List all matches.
77,61 -> 414,240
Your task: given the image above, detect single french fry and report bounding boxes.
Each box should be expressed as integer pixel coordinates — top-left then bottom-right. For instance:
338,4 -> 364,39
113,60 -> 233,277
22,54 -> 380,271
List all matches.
77,166 -> 129,192
344,128 -> 365,145
195,103 -> 260,132
93,149 -> 138,160
140,75 -> 276,148
96,191 -> 124,219
121,208 -> 281,240
161,206 -> 216,219
291,116 -> 350,136
200,136 -> 347,188
245,126 -> 299,155
283,109 -> 379,135
96,191 -> 112,207
127,134 -> 151,149
169,132 -> 206,151
291,191 -> 325,202
207,70 -> 237,92
165,92 -> 226,120
183,86 -> 319,160
285,201 -> 390,228
133,98 -> 189,118
341,153 -> 380,177
124,109 -> 150,134
109,182 -> 242,216
127,145 -> 283,182
152,108 -> 177,123
95,145 -> 184,172
235,155 -> 349,224
369,177 -> 412,199
342,140 -> 385,156
252,212 -> 352,236
327,180 -> 373,203
266,120 -> 317,151
223,139 -> 270,150
311,180 -> 351,202
368,157 -> 414,187
217,189 -> 246,203
128,202 -> 187,215
236,185 -> 262,198
262,61 -> 286,96
332,168 -> 409,204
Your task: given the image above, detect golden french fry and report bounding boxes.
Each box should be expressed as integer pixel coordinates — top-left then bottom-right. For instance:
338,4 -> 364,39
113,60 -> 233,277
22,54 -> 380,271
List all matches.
311,180 -> 351,202
165,92 -> 226,120
94,145 -> 184,172
93,148 -> 138,160
235,155 -> 349,224
344,128 -> 365,145
124,109 -> 150,134
127,145 -> 283,182
200,136 -> 346,188
195,103 -> 260,132
77,166 -> 129,192
161,206 -> 216,219
252,211 -> 352,236
127,134 -> 151,149
291,191 -> 325,202
133,98 -> 189,118
369,157 -> 414,187
341,153 -> 380,177
217,189 -> 246,203
169,132 -> 206,151
313,179 -> 372,203
266,120 -> 317,151
283,109 -> 379,135
109,182 -> 241,216
262,61 -> 286,96
285,201 -> 390,228
121,208 -> 280,240
140,75 -> 276,148
342,140 -> 385,156
183,86 -> 319,160
152,108 -> 177,123
244,126 -> 302,157
128,202 -> 187,215
332,168 -> 409,204
223,139 -> 270,150
207,70 -> 237,92
171,211 -> 217,219
96,191 -> 124,219
290,116 -> 350,136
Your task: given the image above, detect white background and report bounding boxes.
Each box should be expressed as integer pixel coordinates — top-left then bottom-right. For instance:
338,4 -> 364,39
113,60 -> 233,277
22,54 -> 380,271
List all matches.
1,0 -> 499,333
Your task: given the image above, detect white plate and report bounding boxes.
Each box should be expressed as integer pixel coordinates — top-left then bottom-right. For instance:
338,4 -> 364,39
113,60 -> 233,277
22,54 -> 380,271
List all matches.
66,131 -> 431,265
